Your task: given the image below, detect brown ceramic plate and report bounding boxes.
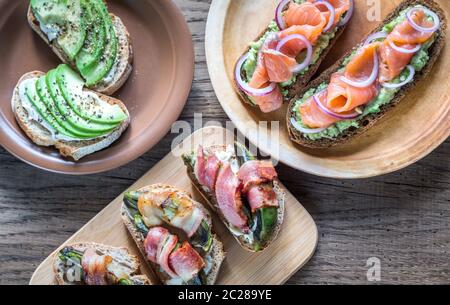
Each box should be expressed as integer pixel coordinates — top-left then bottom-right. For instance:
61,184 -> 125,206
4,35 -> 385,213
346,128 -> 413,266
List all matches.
0,0 -> 194,174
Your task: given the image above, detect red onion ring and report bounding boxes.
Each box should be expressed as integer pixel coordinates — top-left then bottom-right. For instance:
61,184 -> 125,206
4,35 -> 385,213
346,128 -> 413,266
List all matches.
314,1 -> 335,32
388,40 -> 421,54
290,117 -> 327,134
338,0 -> 354,27
313,93 -> 360,119
275,0 -> 291,30
406,7 -> 440,33
382,65 -> 415,89
276,34 -> 313,73
340,48 -> 379,88
235,53 -> 277,97
364,31 -> 388,46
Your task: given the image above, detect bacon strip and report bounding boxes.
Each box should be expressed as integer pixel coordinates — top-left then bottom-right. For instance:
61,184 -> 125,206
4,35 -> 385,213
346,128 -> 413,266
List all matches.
237,160 -> 278,192
81,248 -> 112,285
169,242 -> 205,282
144,227 -> 205,282
215,164 -> 249,229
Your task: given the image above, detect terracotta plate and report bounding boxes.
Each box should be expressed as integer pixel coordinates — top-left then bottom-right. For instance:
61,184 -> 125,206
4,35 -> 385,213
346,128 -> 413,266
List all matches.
205,0 -> 450,178
0,0 -> 194,174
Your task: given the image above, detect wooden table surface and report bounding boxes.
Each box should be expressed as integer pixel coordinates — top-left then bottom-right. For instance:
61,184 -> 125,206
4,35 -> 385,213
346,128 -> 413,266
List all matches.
0,0 -> 449,285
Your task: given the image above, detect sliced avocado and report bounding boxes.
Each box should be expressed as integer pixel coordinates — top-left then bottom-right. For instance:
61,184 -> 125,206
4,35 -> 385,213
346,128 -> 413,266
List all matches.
56,64 -> 127,124
31,0 -> 87,60
76,0 -> 106,74
46,69 -> 117,135
82,0 -> 118,86
23,78 -> 74,138
57,0 -> 86,60
30,0 -> 67,25
36,75 -> 104,139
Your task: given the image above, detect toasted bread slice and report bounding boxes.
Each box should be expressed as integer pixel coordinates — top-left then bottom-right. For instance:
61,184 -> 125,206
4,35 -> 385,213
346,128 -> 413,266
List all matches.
27,5 -> 133,95
11,71 -> 131,161
182,145 -> 285,253
287,0 -> 447,148
121,184 -> 226,285
53,242 -> 151,285
235,7 -> 349,112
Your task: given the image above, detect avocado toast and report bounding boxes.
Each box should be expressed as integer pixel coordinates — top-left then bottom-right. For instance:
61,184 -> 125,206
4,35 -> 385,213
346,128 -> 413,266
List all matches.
53,242 -> 150,285
235,0 -> 354,113
28,0 -> 133,95
11,64 -> 130,160
287,0 -> 446,148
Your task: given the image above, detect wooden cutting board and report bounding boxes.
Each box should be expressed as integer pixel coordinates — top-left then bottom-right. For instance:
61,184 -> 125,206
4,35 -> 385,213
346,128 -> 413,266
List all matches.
29,126 -> 318,285
205,0 -> 450,178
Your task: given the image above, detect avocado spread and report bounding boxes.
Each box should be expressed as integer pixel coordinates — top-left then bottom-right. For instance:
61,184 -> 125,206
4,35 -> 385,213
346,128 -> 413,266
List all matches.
293,5 -> 436,141
18,64 -> 127,141
242,0 -> 342,103
30,0 -> 119,86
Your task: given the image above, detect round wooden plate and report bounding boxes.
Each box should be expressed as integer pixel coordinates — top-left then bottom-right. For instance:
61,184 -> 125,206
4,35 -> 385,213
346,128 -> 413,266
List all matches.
0,0 -> 194,174
206,0 -> 450,178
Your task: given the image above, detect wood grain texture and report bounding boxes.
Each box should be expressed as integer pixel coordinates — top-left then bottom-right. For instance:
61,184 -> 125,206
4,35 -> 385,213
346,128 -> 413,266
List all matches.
0,0 -> 449,285
29,126 -> 318,285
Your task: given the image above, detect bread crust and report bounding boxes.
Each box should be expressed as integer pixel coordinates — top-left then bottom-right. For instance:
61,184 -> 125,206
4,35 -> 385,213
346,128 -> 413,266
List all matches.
27,4 -> 133,95
287,0 -> 447,148
11,71 -> 131,161
52,242 -> 151,285
234,8 -> 348,112
182,145 -> 285,253
121,184 -> 226,285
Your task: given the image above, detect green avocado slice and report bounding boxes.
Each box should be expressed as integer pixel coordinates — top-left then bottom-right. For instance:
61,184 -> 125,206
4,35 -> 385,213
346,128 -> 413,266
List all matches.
46,69 -> 117,136
76,0 -> 106,74
82,0 -> 118,86
36,75 -> 103,139
56,65 -> 127,124
23,78 -> 74,138
57,0 -> 86,60
31,0 -> 87,60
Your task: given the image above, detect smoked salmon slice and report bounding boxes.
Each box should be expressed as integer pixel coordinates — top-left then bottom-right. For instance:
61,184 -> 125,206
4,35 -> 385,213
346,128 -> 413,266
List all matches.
344,42 -> 380,82
248,35 -> 284,113
378,40 -> 416,83
327,72 -> 378,113
313,0 -> 351,27
378,9 -> 433,82
299,89 -> 341,128
263,49 -> 298,83
389,9 -> 434,45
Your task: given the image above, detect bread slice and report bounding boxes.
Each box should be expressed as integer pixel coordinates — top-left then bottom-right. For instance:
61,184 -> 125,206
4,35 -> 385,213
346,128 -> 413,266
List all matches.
11,71 -> 131,161
53,242 -> 151,285
27,4 -> 133,96
121,184 -> 226,285
287,0 -> 447,148
182,145 -> 285,253
235,7 -> 349,111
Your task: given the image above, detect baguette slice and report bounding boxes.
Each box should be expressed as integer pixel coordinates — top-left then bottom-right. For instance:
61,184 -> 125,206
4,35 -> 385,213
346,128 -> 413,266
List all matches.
287,0 -> 447,148
235,5 -> 349,111
121,184 -> 226,285
11,71 -> 131,161
27,5 -> 133,96
182,145 -> 285,253
53,242 -> 151,285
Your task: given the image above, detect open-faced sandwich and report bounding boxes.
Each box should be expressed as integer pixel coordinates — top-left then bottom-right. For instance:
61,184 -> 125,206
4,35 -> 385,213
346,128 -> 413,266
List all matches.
235,0 -> 354,113
53,242 -> 150,285
182,143 -> 285,252
122,184 -> 225,285
28,0 -> 133,95
287,0 -> 446,148
11,64 -> 130,160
